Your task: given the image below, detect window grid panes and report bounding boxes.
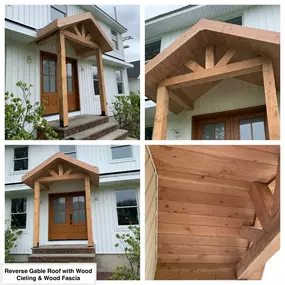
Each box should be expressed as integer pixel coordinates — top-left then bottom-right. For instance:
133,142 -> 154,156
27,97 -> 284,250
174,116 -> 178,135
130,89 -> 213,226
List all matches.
111,30 -> 118,50
240,117 -> 266,140
116,190 -> 139,226
72,196 -> 86,223
43,59 -> 56,93
145,40 -> 161,61
203,123 -> 225,140
54,198 -> 66,224
59,145 -> 76,158
11,198 -> 27,229
66,63 -> 73,93
111,145 -> 132,160
116,70 -> 124,94
92,66 -> 99,95
14,147 -> 28,171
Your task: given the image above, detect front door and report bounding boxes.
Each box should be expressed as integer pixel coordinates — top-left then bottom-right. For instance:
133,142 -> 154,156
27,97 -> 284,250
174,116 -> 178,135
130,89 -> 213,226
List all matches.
49,192 -> 87,241
41,52 -> 80,116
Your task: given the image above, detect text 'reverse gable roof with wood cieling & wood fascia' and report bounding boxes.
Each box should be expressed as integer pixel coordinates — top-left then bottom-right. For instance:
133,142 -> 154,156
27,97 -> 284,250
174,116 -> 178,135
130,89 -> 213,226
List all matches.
145,19 -> 280,115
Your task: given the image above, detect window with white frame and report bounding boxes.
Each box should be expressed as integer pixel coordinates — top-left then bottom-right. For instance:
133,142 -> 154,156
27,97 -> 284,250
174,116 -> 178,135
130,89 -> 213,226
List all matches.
115,190 -> 139,226
14,147 -> 28,171
116,70 -> 124,94
92,66 -> 99,95
11,198 -> 27,229
111,145 -> 132,161
50,5 -> 67,21
60,145 -> 76,158
111,29 -> 119,50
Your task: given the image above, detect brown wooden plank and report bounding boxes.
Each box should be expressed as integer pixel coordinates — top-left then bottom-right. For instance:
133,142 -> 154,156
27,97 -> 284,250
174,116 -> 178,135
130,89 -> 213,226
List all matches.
158,244 -> 247,256
240,226 -> 263,243
250,183 -> 271,228
33,181 -> 40,247
158,234 -> 249,247
48,169 -> 58,177
84,175 -> 94,247
160,57 -> 268,89
157,262 -> 235,270
215,49 -> 236,67
236,210 -> 280,279
72,24 -> 81,36
262,62 -> 280,140
95,48 -> 108,115
62,29 -> 99,49
272,157 -> 280,215
205,44 -> 215,69
159,200 -> 255,220
57,31 -> 68,127
152,86 -> 169,140
159,186 -> 253,208
184,59 -> 205,72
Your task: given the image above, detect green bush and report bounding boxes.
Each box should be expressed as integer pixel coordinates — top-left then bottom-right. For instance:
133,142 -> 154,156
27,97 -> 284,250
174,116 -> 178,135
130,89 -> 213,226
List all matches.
109,226 -> 140,280
5,221 -> 23,263
112,92 -> 140,139
5,81 -> 58,140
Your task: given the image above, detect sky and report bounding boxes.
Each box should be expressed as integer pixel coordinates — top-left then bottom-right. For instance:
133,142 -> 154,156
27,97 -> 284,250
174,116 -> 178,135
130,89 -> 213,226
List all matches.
98,5 -> 140,62
145,5 -> 186,20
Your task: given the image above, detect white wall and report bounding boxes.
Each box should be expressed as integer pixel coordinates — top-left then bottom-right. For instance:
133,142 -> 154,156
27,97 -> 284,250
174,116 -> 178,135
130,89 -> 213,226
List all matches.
129,79 -> 140,94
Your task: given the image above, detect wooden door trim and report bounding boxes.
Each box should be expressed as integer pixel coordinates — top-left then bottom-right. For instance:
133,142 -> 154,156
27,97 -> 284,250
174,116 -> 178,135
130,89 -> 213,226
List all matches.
192,105 -> 267,140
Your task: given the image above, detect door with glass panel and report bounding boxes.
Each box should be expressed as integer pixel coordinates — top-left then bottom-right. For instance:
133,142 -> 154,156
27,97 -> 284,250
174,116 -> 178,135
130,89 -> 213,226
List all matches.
41,52 -> 80,115
49,192 -> 87,240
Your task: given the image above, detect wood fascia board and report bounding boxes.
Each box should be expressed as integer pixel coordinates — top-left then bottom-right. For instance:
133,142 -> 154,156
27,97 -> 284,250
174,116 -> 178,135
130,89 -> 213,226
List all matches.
184,59 -> 205,72
62,30 -> 99,49
160,57 -> 269,89
215,49 -> 236,67
250,182 -> 271,228
236,210 -> 280,280
240,226 -> 263,243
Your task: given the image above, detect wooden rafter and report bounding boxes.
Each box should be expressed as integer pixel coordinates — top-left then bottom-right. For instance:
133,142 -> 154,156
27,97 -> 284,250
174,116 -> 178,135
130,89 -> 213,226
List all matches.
64,168 -> 73,176
205,45 -> 215,69
184,59 -> 205,72
81,24 -> 86,37
160,57 -> 269,89
72,24 -> 81,36
215,49 -> 236,67
58,164 -> 64,176
240,226 -> 262,243
48,169 -> 58,177
86,33 -> 91,40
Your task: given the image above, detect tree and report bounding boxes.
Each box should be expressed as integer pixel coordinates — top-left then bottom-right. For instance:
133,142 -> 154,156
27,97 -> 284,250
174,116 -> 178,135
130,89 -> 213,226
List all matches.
5,81 -> 58,140
109,226 -> 140,280
112,92 -> 140,139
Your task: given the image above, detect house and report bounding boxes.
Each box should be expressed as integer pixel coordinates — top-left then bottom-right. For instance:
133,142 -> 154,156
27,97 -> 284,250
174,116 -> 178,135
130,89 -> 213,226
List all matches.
145,145 -> 280,280
145,5 -> 280,140
5,144 -> 140,273
127,60 -> 140,94
5,5 -> 135,140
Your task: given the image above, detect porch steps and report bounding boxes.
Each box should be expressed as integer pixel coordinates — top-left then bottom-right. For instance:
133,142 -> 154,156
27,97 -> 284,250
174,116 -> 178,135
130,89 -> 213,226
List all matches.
46,114 -> 128,140
28,245 -> 96,263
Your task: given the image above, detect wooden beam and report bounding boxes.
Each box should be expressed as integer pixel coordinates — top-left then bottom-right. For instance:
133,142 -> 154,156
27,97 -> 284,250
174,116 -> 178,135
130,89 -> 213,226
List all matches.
236,210 -> 280,279
152,86 -> 169,140
39,183 -> 49,191
95,48 -> 108,116
240,226 -> 263,243
184,59 -> 205,72
58,164 -> 63,176
37,173 -> 85,183
215,49 -> 236,67
205,45 -> 215,69
262,62 -> 280,140
86,33 -> 91,40
272,157 -> 280,215
62,30 -> 99,50
57,30 -> 68,127
160,57 -> 269,90
33,181 -> 40,248
64,168 -> 73,176
81,24 -> 86,37
250,182 -> 271,228
85,175 -> 94,247
48,169 -> 58,177
169,90 -> 194,110
72,24 -> 81,36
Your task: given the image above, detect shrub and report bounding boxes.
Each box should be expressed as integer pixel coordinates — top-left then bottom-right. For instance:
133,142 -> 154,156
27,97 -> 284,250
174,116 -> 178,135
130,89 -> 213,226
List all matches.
5,81 -> 58,140
5,221 -> 23,263
109,226 -> 140,280
112,92 -> 140,139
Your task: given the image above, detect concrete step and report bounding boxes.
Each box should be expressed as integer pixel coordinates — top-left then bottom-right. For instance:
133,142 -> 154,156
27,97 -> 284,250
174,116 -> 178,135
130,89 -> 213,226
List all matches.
47,115 -> 109,138
32,245 -> 95,255
66,122 -> 119,140
97,129 -> 128,140
28,254 -> 95,263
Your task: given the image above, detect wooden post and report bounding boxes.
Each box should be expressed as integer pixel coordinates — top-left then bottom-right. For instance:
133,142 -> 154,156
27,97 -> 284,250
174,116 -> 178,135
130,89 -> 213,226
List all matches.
262,62 -> 280,140
85,176 -> 94,247
205,45 -> 215,69
152,85 -> 169,140
57,30 -> 68,127
95,48 -> 108,116
33,181 -> 40,248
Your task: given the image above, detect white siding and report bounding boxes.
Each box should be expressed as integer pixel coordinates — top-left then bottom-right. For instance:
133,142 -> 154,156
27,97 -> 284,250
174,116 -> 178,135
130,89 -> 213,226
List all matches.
5,145 -> 140,184
129,79 -> 140,94
5,5 -> 50,29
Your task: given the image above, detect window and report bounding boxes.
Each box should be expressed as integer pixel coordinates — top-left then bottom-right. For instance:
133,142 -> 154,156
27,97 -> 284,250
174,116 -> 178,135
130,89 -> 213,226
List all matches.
14,147 -> 28,171
43,58 -> 56,93
60,145 -> 76,158
116,70 -> 124,94
145,126 -> 153,140
145,40 -> 161,61
193,106 -> 268,140
115,190 -> 139,226
111,30 -> 119,50
92,66 -> 99,95
11,198 -> 27,229
111,145 -> 132,160
66,63 -> 73,93
224,16 -> 242,25
51,5 -> 67,21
